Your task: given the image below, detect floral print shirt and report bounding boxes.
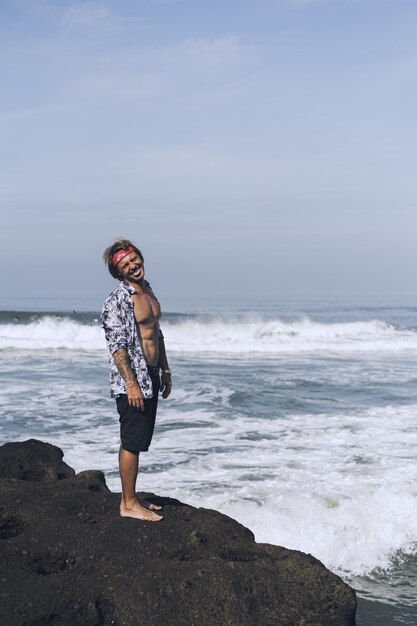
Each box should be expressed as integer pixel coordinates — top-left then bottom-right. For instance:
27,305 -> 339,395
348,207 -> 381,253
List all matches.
101,281 -> 154,399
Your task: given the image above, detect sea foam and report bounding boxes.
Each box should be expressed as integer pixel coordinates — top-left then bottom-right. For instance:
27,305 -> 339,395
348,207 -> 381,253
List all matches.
1,315 -> 417,353
0,317 -> 105,351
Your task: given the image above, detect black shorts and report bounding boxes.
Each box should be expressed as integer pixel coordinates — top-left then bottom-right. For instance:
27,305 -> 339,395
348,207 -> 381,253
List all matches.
116,366 -> 160,454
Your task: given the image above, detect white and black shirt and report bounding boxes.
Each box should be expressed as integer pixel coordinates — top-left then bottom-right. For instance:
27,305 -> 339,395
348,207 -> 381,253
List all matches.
101,281 -> 154,399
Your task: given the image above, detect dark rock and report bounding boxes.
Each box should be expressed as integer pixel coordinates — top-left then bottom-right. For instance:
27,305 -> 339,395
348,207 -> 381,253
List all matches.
70,470 -> 109,493
0,440 -> 356,625
0,439 -> 75,481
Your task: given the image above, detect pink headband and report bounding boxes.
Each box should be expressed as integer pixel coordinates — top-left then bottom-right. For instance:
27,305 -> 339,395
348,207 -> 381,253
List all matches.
112,247 -> 134,267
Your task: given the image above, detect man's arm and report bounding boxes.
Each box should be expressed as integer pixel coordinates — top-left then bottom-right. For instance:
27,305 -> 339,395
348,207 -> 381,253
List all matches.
158,333 -> 171,399
113,348 -> 144,410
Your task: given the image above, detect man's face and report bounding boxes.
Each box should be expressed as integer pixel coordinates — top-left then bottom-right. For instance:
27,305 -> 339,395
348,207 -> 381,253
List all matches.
117,251 -> 145,284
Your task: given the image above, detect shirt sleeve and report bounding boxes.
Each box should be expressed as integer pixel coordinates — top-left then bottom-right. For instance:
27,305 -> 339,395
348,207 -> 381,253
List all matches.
101,299 -> 128,355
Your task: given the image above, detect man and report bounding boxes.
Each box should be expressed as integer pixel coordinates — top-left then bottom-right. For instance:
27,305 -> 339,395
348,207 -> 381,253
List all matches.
101,239 -> 172,522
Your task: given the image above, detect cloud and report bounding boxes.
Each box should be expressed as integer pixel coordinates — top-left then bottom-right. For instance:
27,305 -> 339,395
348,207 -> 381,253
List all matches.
64,35 -> 257,103
59,1 -> 148,34
61,3 -> 112,29
178,36 -> 254,67
0,3 -> 257,112
5,1 -> 146,36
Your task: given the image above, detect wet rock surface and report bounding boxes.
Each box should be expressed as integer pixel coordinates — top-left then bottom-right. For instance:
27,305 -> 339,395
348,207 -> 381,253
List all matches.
0,440 -> 356,625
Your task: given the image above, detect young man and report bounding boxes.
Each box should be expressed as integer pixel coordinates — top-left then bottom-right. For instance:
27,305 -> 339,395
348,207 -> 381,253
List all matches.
101,239 -> 172,522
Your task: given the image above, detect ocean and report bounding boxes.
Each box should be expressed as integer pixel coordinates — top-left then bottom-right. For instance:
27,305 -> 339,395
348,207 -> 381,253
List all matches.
1,293 -> 416,625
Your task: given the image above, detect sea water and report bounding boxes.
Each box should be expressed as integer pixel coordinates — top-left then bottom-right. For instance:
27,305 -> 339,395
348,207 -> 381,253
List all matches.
1,294 -> 417,624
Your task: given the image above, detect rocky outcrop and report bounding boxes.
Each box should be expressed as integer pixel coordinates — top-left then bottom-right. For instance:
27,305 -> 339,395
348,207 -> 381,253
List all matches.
0,439 -> 75,481
0,440 -> 356,625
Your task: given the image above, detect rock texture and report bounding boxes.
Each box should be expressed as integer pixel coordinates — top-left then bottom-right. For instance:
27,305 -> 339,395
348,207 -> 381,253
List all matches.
0,440 -> 356,626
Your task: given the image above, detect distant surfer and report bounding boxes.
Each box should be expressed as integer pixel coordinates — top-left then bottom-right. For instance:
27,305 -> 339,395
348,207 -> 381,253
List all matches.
101,239 -> 172,522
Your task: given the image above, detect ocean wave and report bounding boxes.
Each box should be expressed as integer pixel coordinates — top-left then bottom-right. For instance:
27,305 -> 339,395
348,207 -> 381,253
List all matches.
1,315 -> 417,353
0,316 -> 105,351
164,317 -> 417,353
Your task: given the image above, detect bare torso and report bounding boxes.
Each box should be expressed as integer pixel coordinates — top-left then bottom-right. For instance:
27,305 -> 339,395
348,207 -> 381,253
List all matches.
131,286 -> 161,366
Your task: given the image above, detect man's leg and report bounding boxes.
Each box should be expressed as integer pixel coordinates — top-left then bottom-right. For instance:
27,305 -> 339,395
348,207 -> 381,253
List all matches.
118,447 -> 162,521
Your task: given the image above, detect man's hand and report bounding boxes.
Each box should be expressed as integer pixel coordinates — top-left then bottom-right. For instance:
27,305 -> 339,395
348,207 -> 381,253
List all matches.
127,380 -> 144,410
113,348 -> 144,410
160,373 -> 172,399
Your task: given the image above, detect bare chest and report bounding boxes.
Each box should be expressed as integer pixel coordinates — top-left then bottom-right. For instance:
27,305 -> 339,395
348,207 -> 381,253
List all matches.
130,291 -> 161,326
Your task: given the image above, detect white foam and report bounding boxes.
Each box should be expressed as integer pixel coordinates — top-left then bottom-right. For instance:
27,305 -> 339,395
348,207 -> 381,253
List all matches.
0,317 -> 105,350
195,486 -> 417,578
164,318 -> 417,354
1,315 -> 417,354
113,403 -> 417,578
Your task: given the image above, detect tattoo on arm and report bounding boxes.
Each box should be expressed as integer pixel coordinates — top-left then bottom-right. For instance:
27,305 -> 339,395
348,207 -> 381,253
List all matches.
113,348 -> 137,385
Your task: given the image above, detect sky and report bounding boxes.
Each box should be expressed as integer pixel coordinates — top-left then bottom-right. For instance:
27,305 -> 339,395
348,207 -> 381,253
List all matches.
1,0 -> 417,301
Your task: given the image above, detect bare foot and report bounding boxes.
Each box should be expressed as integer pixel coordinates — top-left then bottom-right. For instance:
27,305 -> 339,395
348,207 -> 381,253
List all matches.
120,500 -> 163,521
139,498 -> 162,511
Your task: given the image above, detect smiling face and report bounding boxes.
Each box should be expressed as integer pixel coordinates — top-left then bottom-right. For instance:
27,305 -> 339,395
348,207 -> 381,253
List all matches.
116,251 -> 145,284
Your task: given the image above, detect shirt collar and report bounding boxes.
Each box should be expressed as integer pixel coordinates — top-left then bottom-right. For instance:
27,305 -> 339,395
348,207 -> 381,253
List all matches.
119,281 -> 136,295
